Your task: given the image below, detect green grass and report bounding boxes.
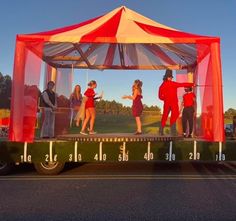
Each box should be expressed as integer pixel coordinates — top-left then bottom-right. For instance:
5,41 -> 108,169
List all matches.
69,113 -> 164,134
0,109 -> 10,118
33,113 -> 168,135
224,118 -> 233,124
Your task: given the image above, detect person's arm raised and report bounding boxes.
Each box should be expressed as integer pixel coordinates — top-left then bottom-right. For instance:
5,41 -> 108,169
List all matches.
176,82 -> 194,88
122,89 -> 138,100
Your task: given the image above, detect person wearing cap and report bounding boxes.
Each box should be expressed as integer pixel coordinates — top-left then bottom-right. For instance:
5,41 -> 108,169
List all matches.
158,69 -> 194,135
40,81 -> 57,138
182,87 -> 196,138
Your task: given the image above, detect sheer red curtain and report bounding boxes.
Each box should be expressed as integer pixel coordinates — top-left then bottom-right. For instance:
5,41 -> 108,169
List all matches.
54,68 -> 72,136
9,37 -> 43,142
196,41 -> 224,141
209,42 -> 224,141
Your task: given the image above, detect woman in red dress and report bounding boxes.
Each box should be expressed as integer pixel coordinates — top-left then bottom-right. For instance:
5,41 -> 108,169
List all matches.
123,79 -> 143,135
80,80 -> 100,135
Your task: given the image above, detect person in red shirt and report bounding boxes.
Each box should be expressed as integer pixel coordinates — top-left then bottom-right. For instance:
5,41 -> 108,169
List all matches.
80,80 -> 102,135
182,87 -> 196,138
158,70 -> 194,135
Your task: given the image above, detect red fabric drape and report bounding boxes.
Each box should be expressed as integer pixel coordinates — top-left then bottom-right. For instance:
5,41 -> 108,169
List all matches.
54,68 -> 72,136
9,37 -> 43,142
9,6 -> 224,142
196,42 -> 224,141
9,39 -> 26,141
44,64 -> 54,89
209,42 -> 224,141
56,68 -> 72,99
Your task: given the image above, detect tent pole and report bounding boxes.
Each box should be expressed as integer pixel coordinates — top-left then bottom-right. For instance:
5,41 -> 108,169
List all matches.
70,63 -> 74,128
74,44 -> 93,69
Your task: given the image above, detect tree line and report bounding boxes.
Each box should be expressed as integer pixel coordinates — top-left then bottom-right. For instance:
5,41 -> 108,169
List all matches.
0,72 -> 11,109
0,72 -> 161,115
224,108 -> 236,120
95,100 -> 161,115
0,72 -> 236,118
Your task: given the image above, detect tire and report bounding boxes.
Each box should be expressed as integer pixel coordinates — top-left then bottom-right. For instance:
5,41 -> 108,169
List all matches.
34,161 -> 65,175
0,161 -> 13,175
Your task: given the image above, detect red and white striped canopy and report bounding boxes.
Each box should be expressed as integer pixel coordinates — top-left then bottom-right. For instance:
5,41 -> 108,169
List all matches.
11,6 -> 224,142
18,6 -> 219,70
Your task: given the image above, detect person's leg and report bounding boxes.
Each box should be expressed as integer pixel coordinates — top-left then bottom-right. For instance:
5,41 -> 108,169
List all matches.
135,117 -> 142,133
170,103 -> 180,126
40,108 -> 50,138
182,108 -> 187,136
170,104 -> 179,136
159,104 -> 170,135
188,107 -> 194,136
161,103 -> 170,128
89,108 -> 96,132
81,109 -> 91,132
74,106 -> 80,126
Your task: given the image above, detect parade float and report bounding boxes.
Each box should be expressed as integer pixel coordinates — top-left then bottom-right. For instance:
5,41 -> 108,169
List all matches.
1,6 -> 234,175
